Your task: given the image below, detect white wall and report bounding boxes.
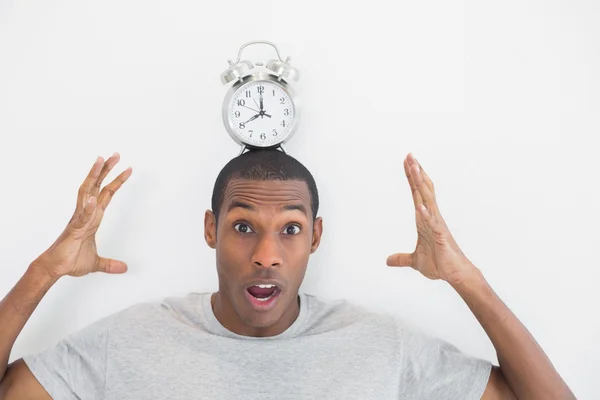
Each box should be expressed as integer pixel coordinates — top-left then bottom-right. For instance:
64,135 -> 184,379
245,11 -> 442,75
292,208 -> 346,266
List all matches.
1,0 -> 598,397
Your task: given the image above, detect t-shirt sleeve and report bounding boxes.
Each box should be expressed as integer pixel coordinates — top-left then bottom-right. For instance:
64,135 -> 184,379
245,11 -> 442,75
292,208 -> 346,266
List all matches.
22,313 -> 116,400
395,319 -> 492,400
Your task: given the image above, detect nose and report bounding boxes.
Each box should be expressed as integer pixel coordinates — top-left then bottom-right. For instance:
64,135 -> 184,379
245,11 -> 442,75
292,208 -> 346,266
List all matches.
252,233 -> 283,269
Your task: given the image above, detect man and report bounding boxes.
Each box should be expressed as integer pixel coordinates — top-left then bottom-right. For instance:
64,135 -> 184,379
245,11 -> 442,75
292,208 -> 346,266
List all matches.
0,150 -> 574,399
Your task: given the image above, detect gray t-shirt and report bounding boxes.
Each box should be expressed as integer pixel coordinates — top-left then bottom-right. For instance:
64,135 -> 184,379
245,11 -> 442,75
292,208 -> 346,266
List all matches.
23,292 -> 491,399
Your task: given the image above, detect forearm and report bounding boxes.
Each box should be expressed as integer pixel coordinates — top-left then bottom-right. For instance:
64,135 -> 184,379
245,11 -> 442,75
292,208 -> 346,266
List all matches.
0,263 -> 58,382
451,266 -> 575,399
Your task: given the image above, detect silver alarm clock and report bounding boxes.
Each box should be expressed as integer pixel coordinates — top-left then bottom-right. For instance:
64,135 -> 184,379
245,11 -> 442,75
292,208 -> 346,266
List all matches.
221,41 -> 300,154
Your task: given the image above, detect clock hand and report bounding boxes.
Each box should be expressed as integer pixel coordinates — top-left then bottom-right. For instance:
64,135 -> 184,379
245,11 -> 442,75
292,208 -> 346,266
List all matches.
243,114 -> 260,124
241,105 -> 260,113
260,93 -> 264,112
253,98 -> 260,110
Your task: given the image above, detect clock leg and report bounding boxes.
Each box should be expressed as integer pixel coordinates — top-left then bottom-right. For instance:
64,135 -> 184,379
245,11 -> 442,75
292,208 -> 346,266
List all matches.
238,144 -> 247,156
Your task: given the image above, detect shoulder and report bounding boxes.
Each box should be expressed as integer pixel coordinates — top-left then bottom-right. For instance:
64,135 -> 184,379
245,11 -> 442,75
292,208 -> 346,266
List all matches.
70,292 -> 204,338
299,293 -> 464,348
114,292 -> 206,329
301,293 -> 399,337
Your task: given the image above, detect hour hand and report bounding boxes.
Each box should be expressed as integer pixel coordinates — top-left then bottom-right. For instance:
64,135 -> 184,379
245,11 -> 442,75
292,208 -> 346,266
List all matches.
244,114 -> 260,124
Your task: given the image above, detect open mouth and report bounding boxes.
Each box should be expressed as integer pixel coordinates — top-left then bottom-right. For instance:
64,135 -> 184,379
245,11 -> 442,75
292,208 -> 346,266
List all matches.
245,284 -> 281,310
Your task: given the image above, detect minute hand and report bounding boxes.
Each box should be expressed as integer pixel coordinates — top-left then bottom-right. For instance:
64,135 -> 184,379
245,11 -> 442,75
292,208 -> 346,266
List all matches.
259,94 -> 272,117
257,94 -> 271,118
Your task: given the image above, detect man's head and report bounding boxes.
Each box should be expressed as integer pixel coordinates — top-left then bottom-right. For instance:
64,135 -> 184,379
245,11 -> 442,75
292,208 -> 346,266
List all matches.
204,149 -> 323,337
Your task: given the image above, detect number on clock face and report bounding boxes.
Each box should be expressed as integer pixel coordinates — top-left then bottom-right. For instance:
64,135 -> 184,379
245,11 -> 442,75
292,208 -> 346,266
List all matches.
229,81 -> 294,147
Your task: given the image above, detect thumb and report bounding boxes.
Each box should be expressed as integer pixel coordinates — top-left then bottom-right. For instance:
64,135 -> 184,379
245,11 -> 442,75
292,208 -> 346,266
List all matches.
96,257 -> 128,274
386,253 -> 413,267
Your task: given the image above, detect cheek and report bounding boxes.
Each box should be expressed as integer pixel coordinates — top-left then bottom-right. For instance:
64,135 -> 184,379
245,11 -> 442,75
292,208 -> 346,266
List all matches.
283,233 -> 312,251
215,238 -> 248,273
281,236 -> 312,263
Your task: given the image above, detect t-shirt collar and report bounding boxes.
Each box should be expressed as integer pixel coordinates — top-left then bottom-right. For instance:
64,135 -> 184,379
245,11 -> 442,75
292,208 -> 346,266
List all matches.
201,291 -> 309,340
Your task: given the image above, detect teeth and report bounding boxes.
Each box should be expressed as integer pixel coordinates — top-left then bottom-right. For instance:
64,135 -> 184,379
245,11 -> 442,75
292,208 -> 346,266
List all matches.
256,284 -> 276,288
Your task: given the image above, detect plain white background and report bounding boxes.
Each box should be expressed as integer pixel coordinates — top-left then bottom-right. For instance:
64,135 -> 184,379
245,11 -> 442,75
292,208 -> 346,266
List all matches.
1,0 -> 598,397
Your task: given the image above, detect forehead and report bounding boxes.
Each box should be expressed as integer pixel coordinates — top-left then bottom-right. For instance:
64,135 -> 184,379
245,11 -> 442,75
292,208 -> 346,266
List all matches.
221,179 -> 311,216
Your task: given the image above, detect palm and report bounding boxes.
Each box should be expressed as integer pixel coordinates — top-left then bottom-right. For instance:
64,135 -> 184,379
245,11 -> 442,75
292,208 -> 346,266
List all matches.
413,230 -> 439,280
44,213 -> 101,278
70,212 -> 103,277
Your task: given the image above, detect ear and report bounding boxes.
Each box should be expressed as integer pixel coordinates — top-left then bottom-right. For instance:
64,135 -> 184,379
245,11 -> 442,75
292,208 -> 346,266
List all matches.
204,210 -> 217,249
310,217 -> 323,254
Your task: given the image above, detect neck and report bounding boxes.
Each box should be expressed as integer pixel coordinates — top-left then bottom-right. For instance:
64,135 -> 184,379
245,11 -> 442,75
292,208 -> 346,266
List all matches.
211,291 -> 300,337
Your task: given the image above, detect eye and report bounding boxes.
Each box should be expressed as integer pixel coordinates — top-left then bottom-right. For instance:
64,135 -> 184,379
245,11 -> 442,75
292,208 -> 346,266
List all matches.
234,222 -> 254,234
282,224 -> 301,235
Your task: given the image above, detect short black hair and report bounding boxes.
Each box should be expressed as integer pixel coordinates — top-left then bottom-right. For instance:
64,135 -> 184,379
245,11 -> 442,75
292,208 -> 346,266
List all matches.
211,149 -> 319,223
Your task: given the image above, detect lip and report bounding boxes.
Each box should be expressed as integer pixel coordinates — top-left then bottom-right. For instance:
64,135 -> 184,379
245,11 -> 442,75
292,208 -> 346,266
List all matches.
244,282 -> 282,312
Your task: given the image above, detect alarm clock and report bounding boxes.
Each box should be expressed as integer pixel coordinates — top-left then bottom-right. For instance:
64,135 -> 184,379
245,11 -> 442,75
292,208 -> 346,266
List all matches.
221,41 -> 300,154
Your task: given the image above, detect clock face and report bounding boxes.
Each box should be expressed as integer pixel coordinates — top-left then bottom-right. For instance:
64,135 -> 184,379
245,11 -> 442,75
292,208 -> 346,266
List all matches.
227,80 -> 295,148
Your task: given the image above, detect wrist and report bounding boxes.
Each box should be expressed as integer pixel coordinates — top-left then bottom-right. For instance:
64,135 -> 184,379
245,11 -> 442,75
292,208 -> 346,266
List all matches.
450,268 -> 496,304
443,258 -> 481,285
28,259 -> 62,285
447,262 -> 486,292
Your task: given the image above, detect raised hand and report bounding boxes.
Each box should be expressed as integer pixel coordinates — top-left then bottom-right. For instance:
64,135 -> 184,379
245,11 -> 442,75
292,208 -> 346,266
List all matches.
386,154 -> 475,284
32,153 -> 132,278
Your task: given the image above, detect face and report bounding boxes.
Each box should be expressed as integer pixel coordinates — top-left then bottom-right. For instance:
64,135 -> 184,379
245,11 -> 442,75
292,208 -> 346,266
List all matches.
204,179 -> 322,337
228,80 -> 295,148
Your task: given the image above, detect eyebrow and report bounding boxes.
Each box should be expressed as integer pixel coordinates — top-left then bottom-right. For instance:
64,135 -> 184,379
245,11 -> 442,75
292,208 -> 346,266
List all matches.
227,200 -> 308,217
